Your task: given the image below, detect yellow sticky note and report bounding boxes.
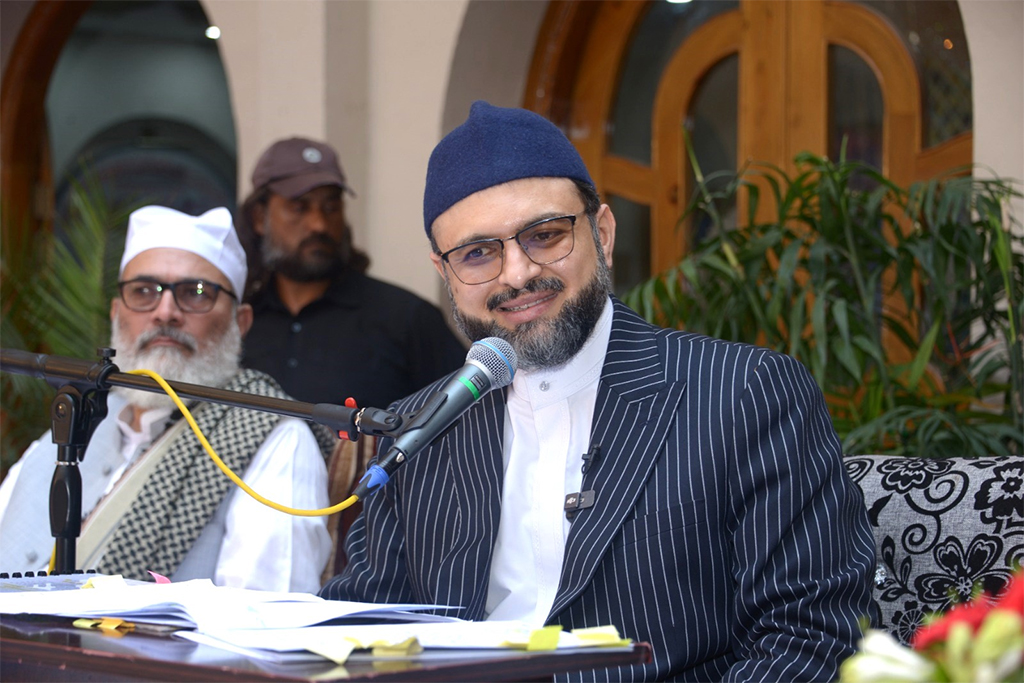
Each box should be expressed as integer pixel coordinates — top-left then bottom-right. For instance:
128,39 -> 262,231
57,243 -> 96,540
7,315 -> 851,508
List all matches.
304,637 -> 356,665
571,625 -> 632,647
71,617 -> 131,637
372,637 -> 423,658
526,625 -> 563,651
73,618 -> 101,629
98,617 -> 129,632
81,575 -> 128,590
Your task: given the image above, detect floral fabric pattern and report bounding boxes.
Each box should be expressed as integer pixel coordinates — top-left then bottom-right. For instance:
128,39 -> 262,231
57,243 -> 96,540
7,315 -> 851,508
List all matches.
975,460 -> 1024,532
845,455 -> 1024,645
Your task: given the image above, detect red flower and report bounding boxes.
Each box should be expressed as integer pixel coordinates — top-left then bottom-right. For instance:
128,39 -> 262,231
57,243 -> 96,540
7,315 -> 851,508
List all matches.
913,600 -> 990,650
912,570 -> 1024,651
995,570 -> 1024,616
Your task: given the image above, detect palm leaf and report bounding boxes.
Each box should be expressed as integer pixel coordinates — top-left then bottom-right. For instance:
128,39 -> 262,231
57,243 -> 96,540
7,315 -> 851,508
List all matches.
1,177 -> 135,477
625,138 -> 1023,457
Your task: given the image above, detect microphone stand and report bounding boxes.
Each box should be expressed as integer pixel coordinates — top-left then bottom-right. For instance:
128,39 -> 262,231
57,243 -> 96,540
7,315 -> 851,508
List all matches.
0,347 -> 403,575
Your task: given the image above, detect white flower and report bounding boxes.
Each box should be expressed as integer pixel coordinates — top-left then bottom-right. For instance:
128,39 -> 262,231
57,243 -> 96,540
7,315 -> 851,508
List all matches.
840,630 -> 937,683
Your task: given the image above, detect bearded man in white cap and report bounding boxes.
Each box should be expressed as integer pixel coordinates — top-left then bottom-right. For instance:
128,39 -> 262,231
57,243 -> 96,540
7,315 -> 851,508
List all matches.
0,206 -> 334,592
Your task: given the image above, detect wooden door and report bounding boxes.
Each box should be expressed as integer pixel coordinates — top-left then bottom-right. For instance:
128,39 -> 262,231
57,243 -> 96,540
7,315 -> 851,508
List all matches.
526,0 -> 972,287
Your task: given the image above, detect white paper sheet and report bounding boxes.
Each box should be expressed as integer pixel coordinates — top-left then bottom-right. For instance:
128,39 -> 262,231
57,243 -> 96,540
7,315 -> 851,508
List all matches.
0,577 -> 457,631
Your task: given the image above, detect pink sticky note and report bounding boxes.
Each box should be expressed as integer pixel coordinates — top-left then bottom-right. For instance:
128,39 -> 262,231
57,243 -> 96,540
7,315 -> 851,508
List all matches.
147,571 -> 171,584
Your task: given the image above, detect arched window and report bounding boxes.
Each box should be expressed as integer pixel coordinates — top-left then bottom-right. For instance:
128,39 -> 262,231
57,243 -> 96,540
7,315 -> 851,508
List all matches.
2,0 -> 236,233
526,0 -> 972,293
46,0 -> 236,218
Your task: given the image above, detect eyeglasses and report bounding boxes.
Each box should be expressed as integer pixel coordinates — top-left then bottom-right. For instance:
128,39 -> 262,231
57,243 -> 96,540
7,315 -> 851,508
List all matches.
439,214 -> 580,285
117,278 -> 237,313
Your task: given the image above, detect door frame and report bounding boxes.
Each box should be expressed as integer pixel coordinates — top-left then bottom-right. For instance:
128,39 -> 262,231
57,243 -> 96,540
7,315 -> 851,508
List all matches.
1,0 -> 92,241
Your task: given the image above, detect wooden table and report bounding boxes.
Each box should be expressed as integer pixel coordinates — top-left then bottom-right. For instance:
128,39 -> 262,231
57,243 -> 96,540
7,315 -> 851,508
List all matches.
1,615 -> 652,682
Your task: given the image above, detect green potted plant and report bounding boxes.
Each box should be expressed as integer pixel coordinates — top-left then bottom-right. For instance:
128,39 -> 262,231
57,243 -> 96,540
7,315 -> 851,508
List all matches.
1,178 -> 134,476
624,147 -> 1023,457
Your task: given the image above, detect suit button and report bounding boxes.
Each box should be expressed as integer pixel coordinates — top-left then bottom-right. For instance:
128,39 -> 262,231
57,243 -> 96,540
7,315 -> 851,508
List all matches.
287,358 -> 299,368
291,322 -> 302,333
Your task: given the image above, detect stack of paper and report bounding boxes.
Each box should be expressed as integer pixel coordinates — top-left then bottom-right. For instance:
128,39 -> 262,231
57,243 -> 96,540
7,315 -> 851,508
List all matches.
179,620 -> 632,665
0,575 -> 631,665
0,577 -> 455,631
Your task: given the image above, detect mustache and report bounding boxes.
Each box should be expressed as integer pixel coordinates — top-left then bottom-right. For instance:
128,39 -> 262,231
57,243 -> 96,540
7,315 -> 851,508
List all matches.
135,326 -> 198,354
300,233 -> 340,251
486,277 -> 565,311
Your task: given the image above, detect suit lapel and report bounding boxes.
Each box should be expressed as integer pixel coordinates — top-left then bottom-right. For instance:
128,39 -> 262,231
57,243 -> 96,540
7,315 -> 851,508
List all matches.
548,300 -> 687,619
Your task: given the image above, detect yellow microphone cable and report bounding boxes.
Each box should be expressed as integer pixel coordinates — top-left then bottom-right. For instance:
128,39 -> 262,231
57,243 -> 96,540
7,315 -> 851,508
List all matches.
128,368 -> 360,517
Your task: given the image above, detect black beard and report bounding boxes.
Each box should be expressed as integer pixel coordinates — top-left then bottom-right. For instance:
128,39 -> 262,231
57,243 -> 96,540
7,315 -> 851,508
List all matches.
449,262 -> 611,372
262,233 -> 347,282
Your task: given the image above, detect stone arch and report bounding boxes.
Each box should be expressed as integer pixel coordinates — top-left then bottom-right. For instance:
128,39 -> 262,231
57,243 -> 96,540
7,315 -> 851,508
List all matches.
441,0 -> 547,135
1,0 -> 91,236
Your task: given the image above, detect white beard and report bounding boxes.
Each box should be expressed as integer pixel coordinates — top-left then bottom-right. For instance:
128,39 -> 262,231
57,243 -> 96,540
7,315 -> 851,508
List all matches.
110,316 -> 242,411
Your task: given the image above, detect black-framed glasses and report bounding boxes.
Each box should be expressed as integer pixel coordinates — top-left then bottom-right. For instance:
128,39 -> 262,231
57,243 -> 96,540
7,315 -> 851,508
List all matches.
117,278 -> 237,314
439,214 -> 579,285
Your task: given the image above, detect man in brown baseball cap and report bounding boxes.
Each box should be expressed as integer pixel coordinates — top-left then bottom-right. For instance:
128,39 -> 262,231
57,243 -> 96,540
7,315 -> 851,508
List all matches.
237,136 -> 465,413
251,137 -> 355,201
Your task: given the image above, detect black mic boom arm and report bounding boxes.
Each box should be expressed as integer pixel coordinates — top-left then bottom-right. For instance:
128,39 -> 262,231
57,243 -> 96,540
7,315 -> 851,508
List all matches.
0,348 -> 404,439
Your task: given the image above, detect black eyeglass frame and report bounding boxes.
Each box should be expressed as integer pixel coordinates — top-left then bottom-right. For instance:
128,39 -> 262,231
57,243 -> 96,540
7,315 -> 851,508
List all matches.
117,277 -> 238,313
438,213 -> 580,285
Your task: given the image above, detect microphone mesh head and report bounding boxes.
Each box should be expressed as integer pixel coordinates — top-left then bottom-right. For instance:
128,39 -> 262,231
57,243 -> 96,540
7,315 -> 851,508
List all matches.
467,337 -> 517,388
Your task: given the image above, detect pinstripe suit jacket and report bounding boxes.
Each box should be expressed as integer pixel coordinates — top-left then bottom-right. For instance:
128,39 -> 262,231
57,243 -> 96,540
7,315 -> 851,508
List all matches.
321,298 -> 877,681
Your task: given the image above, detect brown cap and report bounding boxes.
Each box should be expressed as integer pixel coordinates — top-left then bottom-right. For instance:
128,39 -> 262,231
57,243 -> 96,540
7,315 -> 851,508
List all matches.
252,137 -> 355,199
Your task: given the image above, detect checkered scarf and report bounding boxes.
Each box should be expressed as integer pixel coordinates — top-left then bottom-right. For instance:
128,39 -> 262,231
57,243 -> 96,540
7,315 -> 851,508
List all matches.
96,368 -> 335,580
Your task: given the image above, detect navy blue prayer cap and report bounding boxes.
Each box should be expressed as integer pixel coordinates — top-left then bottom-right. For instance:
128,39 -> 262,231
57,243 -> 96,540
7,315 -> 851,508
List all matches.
423,101 -> 594,237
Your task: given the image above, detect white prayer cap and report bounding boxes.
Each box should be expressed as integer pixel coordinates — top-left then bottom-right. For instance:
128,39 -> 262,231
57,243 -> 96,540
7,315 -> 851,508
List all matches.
119,206 -> 247,298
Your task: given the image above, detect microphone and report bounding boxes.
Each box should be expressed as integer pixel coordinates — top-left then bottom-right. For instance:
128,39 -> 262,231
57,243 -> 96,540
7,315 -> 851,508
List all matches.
353,337 -> 517,499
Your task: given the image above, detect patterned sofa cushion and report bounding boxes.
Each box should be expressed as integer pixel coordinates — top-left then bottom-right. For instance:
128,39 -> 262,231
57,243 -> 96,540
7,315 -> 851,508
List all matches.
844,455 -> 1024,644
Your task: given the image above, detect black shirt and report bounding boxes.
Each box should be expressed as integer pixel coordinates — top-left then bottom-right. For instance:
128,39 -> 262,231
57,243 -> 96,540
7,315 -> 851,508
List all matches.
242,271 -> 467,410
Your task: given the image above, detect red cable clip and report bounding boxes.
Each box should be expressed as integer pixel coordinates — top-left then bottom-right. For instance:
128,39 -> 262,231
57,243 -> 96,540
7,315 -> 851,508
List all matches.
337,397 -> 358,441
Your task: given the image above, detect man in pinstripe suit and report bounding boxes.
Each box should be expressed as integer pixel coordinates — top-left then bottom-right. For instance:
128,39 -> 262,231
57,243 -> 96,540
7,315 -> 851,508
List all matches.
321,101 -> 877,681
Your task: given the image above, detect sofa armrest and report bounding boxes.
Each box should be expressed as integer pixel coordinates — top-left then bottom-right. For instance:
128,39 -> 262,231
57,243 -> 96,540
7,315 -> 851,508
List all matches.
844,455 -> 1024,644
